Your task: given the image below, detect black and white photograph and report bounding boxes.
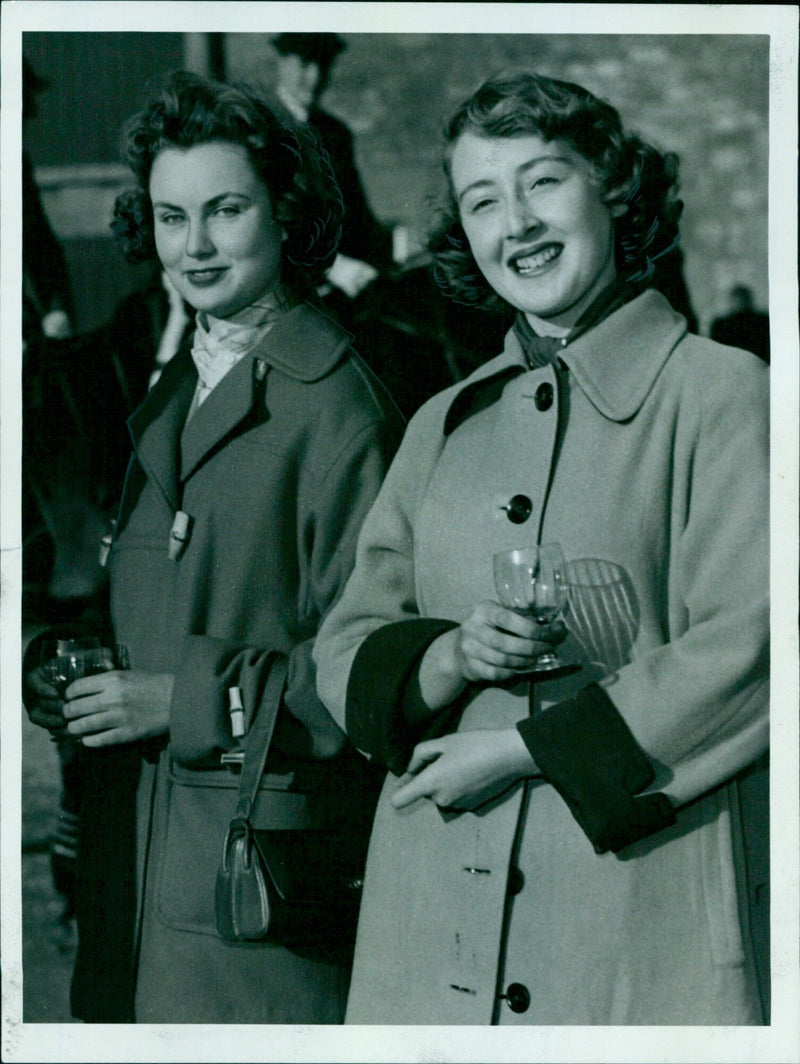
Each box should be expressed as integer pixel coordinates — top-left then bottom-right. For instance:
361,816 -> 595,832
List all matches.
1,3 -> 798,1062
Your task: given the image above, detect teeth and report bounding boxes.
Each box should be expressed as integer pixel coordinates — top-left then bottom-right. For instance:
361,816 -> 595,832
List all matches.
513,246 -> 560,273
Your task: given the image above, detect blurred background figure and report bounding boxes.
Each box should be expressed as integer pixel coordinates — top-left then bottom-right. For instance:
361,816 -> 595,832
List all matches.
272,32 -> 395,298
270,31 -> 507,416
711,283 -> 770,363
22,57 -> 74,350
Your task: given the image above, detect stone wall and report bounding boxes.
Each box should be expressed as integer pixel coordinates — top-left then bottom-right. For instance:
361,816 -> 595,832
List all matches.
228,32 -> 770,331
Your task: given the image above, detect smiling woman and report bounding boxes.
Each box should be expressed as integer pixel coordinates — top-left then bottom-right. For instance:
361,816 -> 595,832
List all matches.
23,70 -> 403,1024
313,71 -> 769,1025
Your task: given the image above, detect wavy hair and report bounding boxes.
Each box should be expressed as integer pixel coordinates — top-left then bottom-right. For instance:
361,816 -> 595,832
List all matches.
111,70 -> 343,289
428,72 -> 683,310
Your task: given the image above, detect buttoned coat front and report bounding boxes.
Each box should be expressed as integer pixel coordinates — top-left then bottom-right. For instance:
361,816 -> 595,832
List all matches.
95,303 -> 401,1023
314,290 -> 769,1025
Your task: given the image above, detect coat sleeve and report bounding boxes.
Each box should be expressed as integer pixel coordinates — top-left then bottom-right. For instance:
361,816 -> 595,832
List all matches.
519,351 -> 769,841
168,413 -> 401,766
314,401 -> 451,748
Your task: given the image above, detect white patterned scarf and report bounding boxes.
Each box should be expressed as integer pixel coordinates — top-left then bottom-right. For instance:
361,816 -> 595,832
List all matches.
189,286 -> 292,406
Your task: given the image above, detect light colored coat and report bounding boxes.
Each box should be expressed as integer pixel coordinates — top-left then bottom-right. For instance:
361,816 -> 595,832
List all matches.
106,303 -> 401,1023
314,290 -> 769,1024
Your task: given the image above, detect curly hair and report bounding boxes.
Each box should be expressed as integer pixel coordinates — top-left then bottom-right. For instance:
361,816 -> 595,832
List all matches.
111,70 -> 343,289
428,72 -> 683,311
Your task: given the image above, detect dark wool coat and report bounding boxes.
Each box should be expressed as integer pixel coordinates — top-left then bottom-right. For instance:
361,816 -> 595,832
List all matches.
314,290 -> 769,1025
86,303 -> 401,1023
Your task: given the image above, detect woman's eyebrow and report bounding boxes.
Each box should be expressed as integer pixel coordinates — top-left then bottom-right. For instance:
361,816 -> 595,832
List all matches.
205,191 -> 251,206
152,192 -> 252,210
517,154 -> 572,178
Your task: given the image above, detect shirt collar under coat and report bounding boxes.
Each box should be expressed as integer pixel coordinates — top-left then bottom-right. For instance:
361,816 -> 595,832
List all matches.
443,289 -> 688,436
127,302 -> 352,510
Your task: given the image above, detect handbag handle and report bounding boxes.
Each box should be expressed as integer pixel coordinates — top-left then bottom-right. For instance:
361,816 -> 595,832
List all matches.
234,654 -> 289,821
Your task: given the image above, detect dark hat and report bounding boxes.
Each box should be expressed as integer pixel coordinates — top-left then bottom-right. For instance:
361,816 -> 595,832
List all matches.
272,33 -> 346,69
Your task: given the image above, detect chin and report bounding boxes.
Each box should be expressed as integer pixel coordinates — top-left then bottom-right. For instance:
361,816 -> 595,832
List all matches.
190,294 -> 241,318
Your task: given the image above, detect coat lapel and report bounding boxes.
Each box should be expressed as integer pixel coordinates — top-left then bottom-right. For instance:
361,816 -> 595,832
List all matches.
561,289 -> 687,421
179,302 -> 351,483
127,350 -> 197,511
179,349 -> 260,482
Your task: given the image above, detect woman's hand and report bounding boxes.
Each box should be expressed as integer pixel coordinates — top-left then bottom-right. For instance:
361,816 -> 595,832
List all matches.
418,602 -> 567,710
391,728 -> 539,811
61,670 -> 173,747
24,668 -> 68,732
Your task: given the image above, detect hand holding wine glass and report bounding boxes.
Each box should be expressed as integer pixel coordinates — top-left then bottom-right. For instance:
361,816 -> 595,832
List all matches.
493,542 -> 579,678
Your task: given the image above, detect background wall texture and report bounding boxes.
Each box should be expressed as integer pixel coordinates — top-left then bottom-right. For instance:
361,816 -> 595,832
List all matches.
23,31 -> 769,335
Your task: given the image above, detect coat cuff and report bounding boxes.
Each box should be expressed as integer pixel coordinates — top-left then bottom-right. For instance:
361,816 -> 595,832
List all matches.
346,619 -> 460,773
518,683 -> 676,853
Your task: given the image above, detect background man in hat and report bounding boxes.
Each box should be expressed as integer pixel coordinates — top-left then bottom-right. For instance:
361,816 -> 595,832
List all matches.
272,32 -> 395,300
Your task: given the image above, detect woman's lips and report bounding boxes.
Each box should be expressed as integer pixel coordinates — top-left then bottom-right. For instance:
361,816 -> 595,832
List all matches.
509,244 -> 562,275
184,267 -> 228,286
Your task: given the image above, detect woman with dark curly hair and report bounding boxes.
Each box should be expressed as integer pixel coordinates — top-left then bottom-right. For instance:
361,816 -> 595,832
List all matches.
314,72 -> 768,1024
24,70 -> 402,1023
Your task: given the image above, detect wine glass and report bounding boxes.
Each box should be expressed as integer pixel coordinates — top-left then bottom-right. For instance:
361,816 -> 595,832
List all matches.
493,542 -> 575,675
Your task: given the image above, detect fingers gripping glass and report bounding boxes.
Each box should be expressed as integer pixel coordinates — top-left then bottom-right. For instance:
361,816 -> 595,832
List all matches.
493,542 -> 579,678
39,636 -> 130,742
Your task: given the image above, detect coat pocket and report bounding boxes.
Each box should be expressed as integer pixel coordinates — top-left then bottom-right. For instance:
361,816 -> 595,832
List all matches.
698,786 -> 746,968
155,762 -> 318,936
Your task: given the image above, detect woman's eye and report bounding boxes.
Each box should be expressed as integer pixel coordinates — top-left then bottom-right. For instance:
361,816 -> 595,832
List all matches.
467,197 -> 496,215
530,176 -> 558,191
213,204 -> 240,218
157,213 -> 184,226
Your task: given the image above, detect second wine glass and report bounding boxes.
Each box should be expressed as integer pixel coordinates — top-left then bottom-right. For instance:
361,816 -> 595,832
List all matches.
493,541 -> 571,675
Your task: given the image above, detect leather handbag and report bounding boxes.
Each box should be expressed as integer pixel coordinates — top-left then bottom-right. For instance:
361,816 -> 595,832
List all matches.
215,656 -> 371,949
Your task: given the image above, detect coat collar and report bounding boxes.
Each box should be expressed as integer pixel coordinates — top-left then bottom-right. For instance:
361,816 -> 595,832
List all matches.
444,289 -> 686,435
128,302 -> 351,503
127,348 -> 196,511
247,301 -> 353,382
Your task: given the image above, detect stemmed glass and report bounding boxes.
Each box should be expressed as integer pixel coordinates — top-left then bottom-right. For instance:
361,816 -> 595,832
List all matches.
493,542 -> 577,677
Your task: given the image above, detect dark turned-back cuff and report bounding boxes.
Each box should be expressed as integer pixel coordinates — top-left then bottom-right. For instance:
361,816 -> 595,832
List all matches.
518,683 -> 676,854
346,619 -> 460,774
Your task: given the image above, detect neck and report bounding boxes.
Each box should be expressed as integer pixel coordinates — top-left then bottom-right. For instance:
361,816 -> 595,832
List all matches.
196,284 -> 290,332
522,314 -> 571,339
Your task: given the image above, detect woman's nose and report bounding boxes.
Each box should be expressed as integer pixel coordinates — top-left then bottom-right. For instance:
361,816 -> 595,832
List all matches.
185,219 -> 214,258
506,193 -> 541,239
